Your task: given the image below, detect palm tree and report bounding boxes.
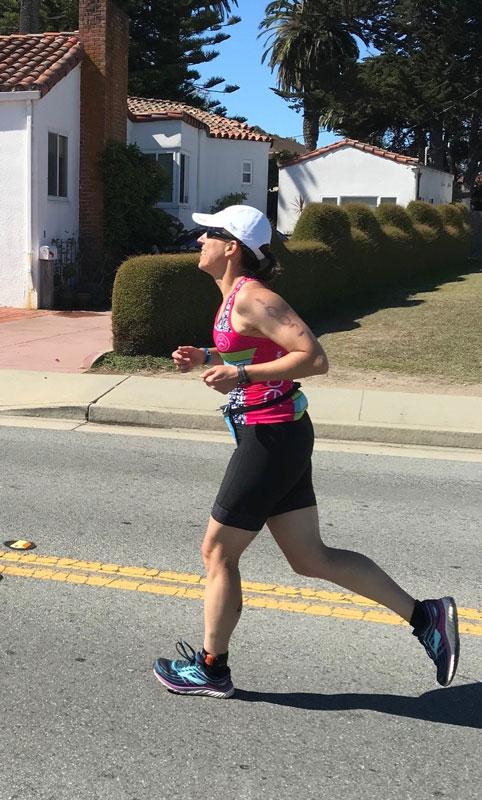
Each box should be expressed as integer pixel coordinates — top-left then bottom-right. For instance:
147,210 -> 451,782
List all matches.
259,1 -> 361,151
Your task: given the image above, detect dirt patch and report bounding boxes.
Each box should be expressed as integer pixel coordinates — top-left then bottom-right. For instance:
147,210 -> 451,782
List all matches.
302,366 -> 482,396
134,363 -> 482,396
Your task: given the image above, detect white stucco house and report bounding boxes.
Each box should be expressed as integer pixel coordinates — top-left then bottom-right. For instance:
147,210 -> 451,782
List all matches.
0,33 -> 83,309
128,99 -> 271,230
277,138 -> 454,235
0,10 -> 271,309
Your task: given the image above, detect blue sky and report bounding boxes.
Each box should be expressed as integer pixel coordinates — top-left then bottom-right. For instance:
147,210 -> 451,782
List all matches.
196,0 -> 343,146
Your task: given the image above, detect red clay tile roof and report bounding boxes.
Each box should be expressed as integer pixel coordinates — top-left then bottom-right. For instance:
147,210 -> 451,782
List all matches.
128,97 -> 272,144
0,32 -> 83,97
280,138 -> 420,167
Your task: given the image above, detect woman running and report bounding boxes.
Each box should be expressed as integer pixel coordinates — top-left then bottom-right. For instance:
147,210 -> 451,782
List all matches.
153,204 -> 459,698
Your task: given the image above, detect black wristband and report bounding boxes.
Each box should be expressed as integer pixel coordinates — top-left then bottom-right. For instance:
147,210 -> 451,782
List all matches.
237,364 -> 250,385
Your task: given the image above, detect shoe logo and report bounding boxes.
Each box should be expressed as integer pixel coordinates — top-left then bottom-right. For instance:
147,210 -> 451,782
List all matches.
429,629 -> 442,655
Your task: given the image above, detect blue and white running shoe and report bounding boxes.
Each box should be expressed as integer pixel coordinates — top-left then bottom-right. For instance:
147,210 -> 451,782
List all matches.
414,597 -> 460,686
153,641 -> 234,699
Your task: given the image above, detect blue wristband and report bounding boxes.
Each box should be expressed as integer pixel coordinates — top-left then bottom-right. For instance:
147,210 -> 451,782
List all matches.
203,347 -> 212,365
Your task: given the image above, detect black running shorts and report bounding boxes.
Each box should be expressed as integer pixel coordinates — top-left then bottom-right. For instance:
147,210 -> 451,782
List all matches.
212,413 -> 316,532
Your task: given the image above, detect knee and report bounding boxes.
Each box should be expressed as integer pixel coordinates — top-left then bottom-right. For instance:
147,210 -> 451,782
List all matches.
289,545 -> 330,579
201,541 -> 239,575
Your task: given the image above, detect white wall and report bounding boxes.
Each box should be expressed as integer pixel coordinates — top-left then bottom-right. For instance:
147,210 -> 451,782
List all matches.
129,118 -> 270,229
277,146 -> 419,234
418,167 -> 453,205
0,100 -> 29,307
198,136 -> 270,218
32,66 -> 81,304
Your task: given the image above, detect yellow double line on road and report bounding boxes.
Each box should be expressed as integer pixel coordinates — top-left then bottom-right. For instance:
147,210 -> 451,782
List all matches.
1,549 -> 481,636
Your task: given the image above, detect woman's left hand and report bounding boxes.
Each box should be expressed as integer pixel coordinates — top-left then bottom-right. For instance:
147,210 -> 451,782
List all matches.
201,365 -> 238,394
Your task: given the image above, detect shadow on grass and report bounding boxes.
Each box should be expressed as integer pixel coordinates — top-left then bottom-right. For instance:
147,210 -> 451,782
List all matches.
310,262 -> 482,336
234,681 -> 481,729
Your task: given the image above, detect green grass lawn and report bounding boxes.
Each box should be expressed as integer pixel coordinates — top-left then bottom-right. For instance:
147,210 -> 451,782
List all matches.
317,268 -> 482,384
90,352 -> 175,374
91,267 -> 482,385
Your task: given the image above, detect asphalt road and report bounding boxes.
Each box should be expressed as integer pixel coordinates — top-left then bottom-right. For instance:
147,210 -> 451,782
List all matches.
1,422 -> 481,800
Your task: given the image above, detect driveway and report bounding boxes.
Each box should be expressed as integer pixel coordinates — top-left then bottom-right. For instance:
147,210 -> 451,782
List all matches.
0,308 -> 112,373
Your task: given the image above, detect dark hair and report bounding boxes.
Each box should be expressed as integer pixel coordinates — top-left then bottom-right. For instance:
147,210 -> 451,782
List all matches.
239,243 -> 281,284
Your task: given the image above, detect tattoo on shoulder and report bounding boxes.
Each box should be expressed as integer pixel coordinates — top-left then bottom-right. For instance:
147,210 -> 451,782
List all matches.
254,297 -> 315,339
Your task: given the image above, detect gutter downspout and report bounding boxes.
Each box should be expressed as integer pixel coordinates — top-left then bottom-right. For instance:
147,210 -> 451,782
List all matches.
196,126 -> 201,213
25,98 -> 37,309
412,166 -> 421,201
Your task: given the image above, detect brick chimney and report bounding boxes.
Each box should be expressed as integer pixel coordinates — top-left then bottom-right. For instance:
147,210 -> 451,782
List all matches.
78,0 -> 129,277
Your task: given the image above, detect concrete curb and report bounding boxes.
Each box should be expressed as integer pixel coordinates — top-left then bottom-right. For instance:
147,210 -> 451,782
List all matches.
1,403 -> 482,448
1,371 -> 481,449
0,405 -> 88,421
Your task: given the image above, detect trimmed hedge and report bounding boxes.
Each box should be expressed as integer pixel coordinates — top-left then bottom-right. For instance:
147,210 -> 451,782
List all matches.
112,201 -> 473,356
291,203 -> 351,251
112,254 -> 218,355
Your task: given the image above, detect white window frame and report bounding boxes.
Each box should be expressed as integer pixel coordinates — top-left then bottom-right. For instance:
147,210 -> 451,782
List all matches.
48,131 -> 69,200
242,160 -> 253,185
144,150 -> 191,206
179,152 -> 190,205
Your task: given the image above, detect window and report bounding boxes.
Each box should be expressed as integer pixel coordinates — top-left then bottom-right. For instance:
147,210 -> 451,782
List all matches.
379,197 -> 397,205
157,153 -> 174,203
180,153 -> 189,204
340,196 -> 377,207
242,160 -> 252,184
48,132 -> 68,198
321,197 -> 338,205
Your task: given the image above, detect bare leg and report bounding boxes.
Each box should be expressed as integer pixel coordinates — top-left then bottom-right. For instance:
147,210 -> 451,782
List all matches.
201,515 -> 257,654
267,506 -> 415,622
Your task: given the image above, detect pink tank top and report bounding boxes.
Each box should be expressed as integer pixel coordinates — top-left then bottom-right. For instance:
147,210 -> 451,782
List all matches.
213,277 -> 308,425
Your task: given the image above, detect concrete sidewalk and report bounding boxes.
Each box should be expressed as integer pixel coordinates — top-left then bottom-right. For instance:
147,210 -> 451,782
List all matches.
0,369 -> 481,449
0,309 -> 112,373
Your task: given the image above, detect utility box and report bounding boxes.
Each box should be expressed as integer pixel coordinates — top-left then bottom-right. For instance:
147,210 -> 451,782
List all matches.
38,244 -> 57,309
39,244 -> 58,261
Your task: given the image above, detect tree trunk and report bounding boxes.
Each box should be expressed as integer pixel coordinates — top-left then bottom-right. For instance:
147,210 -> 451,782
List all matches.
428,120 -> 445,171
303,102 -> 320,151
465,112 -> 482,188
19,0 -> 40,33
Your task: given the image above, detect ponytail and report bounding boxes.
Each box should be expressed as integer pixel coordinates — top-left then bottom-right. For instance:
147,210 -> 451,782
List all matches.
239,243 -> 281,285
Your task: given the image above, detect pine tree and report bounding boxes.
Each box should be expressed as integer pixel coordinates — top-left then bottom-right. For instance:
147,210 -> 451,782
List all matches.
321,1 -> 482,185
1,1 -> 240,114
128,1 -> 240,112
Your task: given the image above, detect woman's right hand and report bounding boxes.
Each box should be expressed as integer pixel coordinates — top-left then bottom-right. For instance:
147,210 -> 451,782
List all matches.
172,345 -> 206,372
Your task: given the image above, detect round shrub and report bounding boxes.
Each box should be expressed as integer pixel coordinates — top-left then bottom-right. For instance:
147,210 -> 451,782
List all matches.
375,204 -> 414,233
406,201 -> 444,233
291,203 -> 351,250
412,223 -> 442,271
349,226 -> 383,289
343,203 -> 383,240
112,253 -> 218,356
442,224 -> 471,264
280,239 -> 343,314
453,202 -> 470,224
438,203 -> 466,231
379,224 -> 419,280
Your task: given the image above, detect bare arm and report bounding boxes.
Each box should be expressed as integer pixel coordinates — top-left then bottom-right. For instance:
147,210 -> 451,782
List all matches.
172,345 -> 223,372
236,288 -> 328,382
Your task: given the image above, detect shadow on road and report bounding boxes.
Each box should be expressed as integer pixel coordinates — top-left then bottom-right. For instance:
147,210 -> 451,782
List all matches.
234,681 -> 481,729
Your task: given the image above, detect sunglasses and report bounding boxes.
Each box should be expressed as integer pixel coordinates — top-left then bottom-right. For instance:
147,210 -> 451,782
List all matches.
204,227 -> 237,242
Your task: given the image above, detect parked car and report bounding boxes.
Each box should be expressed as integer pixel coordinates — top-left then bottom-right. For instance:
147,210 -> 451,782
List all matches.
158,227 -> 203,253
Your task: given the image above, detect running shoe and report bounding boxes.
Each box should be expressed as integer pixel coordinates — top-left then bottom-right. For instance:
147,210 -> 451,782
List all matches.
413,597 -> 460,687
153,641 -> 234,699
